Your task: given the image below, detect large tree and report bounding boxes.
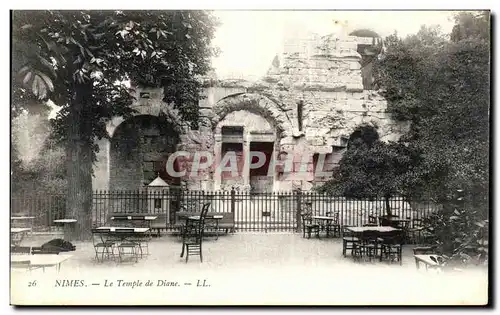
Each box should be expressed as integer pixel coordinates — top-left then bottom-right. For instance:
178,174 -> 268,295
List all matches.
373,12 -> 490,202
12,10 -> 219,239
316,125 -> 417,216
371,12 -> 490,262
317,12 -> 489,219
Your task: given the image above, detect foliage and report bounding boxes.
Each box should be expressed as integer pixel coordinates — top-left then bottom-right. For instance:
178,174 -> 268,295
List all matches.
372,12 -> 490,200
315,125 -> 418,215
12,10 -> 219,144
11,145 -> 67,194
11,10 -> 219,239
368,11 -> 490,264
11,110 -> 66,194
317,12 -> 490,226
422,189 -> 488,265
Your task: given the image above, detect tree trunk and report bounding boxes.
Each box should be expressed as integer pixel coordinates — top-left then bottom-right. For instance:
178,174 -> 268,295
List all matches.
65,83 -> 94,241
384,194 -> 392,217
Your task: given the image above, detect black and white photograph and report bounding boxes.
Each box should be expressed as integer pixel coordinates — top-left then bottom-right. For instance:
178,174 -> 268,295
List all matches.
8,5 -> 491,306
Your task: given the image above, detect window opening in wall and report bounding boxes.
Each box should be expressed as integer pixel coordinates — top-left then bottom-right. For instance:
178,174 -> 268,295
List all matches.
221,142 -> 243,179
297,100 -> 303,131
221,142 -> 243,153
221,126 -> 244,135
348,125 -> 379,148
221,126 -> 244,143
313,153 -> 332,177
249,142 -> 274,177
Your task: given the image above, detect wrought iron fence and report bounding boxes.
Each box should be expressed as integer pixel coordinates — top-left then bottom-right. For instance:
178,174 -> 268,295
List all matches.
11,188 -> 442,233
11,192 -> 67,231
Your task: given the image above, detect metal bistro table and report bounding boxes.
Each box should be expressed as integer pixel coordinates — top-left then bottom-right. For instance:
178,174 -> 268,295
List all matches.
94,226 -> 151,261
94,226 -> 150,238
378,215 -> 410,227
344,226 -> 401,247
385,218 -> 410,226
95,226 -> 150,241
11,254 -> 72,273
312,215 -> 340,237
346,226 -> 400,234
111,215 -> 158,229
345,226 -> 402,261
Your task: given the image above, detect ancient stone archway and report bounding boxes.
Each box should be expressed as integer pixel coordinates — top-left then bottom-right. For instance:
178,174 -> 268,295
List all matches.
93,88 -> 188,191
211,93 -> 294,138
106,109 -> 186,139
109,115 -> 180,191
210,93 -> 294,192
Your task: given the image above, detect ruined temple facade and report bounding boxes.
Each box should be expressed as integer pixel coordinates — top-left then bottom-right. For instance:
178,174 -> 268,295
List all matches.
92,32 -> 409,192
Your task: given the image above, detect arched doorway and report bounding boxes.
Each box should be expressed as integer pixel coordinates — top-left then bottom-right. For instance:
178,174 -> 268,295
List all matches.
215,110 -> 277,192
210,93 -> 294,192
109,115 -> 180,191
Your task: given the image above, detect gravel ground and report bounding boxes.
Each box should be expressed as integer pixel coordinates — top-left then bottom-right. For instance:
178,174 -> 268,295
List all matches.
11,232 -> 488,305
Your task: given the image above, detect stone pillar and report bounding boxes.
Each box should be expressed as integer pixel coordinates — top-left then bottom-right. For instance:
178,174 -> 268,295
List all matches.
243,133 -> 250,188
92,138 -> 110,191
272,139 -> 279,191
213,134 -> 222,190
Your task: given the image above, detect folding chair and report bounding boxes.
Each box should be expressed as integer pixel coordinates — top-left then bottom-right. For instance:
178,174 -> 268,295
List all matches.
115,228 -> 141,263
128,228 -> 152,258
91,228 -> 116,262
413,246 -> 437,269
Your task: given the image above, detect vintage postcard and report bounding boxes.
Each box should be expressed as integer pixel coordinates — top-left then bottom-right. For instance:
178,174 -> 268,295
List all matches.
10,9 -> 490,306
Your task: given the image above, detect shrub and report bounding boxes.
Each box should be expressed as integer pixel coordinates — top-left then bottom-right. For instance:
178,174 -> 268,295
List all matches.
422,189 -> 488,267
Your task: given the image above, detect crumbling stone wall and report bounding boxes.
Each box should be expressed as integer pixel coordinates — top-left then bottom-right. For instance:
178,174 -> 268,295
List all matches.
183,32 -> 409,191
93,32 -> 409,192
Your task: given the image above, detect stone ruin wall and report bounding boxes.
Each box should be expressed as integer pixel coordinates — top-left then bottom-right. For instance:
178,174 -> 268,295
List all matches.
93,33 -> 409,192
178,33 -> 409,191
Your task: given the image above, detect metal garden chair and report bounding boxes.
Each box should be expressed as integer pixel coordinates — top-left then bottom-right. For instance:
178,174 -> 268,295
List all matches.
324,211 -> 341,238
342,225 -> 359,257
91,228 -> 116,262
379,230 -> 404,265
353,230 -> 380,262
300,212 -> 320,239
180,202 -> 210,262
115,228 -> 141,263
